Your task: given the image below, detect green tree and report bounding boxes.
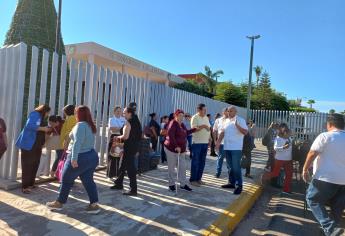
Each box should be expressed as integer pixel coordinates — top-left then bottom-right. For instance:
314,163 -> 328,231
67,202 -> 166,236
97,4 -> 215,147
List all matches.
5,0 -> 65,54
290,107 -> 317,112
270,91 -> 290,110
174,80 -> 213,98
253,65 -> 262,87
329,109 -> 336,114
214,82 -> 246,107
4,0 -> 65,119
307,99 -> 316,109
204,66 -> 224,94
254,72 -> 272,109
288,99 -> 302,107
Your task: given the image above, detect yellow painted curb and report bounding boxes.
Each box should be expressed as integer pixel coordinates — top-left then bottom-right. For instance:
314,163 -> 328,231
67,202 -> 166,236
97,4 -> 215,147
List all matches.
201,183 -> 263,236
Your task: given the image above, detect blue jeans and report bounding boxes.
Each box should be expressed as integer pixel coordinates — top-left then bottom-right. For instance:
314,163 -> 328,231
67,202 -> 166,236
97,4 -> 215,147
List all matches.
225,150 -> 242,187
190,143 -> 208,182
57,149 -> 99,204
216,145 -> 228,176
306,179 -> 345,235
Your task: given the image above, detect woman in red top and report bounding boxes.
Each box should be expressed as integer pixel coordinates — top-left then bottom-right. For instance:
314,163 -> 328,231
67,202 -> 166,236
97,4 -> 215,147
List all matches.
164,109 -> 196,192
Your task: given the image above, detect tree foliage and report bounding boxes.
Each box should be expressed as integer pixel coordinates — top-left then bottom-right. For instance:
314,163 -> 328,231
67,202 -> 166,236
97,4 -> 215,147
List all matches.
214,71 -> 289,110
203,66 -> 223,94
174,80 -> 213,98
4,0 -> 66,118
213,82 -> 246,107
5,0 -> 65,54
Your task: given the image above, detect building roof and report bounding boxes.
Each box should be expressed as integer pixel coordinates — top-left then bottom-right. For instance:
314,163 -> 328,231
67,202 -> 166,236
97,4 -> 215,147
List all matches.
65,42 -> 185,84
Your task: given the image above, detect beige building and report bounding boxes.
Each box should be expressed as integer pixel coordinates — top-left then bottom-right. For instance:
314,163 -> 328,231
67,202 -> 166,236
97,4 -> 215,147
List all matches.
65,42 -> 184,86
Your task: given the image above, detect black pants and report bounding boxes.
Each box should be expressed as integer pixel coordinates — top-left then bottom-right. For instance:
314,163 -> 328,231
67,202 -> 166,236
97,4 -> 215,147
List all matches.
21,146 -> 42,189
160,140 -> 167,163
114,153 -> 137,193
51,149 -> 64,172
151,137 -> 158,152
266,147 -> 275,169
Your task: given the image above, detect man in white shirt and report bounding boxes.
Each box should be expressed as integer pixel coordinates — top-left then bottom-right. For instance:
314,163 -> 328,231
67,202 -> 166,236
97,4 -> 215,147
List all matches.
303,114 -> 345,236
213,108 -> 230,178
216,106 -> 248,195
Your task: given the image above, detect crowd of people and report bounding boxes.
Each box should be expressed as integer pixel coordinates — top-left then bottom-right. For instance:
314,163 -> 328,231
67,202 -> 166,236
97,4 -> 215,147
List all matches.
0,101 -> 344,235
260,115 -> 345,236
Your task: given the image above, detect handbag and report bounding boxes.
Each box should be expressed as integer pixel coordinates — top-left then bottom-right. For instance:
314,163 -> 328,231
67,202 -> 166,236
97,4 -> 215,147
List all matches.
55,151 -> 67,182
45,128 -> 61,150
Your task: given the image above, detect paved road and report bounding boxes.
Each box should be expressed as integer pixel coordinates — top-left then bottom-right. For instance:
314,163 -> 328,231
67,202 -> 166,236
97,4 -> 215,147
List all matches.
233,170 -> 345,236
0,147 -> 266,236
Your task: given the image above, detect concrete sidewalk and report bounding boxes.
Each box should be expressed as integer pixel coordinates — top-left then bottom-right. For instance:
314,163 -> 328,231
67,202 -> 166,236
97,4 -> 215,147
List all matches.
0,147 -> 267,236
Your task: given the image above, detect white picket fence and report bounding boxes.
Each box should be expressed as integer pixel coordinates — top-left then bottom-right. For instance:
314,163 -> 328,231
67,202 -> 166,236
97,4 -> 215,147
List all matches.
0,42 -> 246,181
251,110 -> 329,140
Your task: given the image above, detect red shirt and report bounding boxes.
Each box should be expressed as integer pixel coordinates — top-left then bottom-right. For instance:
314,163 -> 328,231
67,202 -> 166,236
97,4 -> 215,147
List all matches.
164,120 -> 195,153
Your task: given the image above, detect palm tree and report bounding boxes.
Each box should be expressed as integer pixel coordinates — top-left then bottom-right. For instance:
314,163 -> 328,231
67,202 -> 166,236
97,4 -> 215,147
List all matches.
253,65 -> 262,87
204,66 -> 224,95
307,99 -> 316,109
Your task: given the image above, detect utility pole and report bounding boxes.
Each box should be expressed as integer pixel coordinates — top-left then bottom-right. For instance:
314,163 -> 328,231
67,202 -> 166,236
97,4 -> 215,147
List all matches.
246,35 -> 260,120
55,0 -> 62,53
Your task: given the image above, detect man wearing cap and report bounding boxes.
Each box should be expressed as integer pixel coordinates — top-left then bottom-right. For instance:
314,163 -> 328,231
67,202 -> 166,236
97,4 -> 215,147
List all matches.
213,108 -> 230,178
216,106 -> 248,195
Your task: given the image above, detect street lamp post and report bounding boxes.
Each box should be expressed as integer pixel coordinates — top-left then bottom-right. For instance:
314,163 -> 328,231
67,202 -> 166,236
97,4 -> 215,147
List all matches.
55,0 -> 62,53
246,35 -> 260,120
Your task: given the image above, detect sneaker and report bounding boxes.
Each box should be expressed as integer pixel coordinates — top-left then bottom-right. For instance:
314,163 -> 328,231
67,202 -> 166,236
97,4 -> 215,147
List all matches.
110,185 -> 123,190
264,167 -> 271,172
198,180 -> 206,185
123,191 -> 137,196
86,203 -> 101,214
221,184 -> 236,189
169,185 -> 176,192
234,187 -> 243,195
190,181 -> 201,187
282,191 -> 293,195
46,201 -> 63,211
180,185 -> 192,192
214,174 -> 220,178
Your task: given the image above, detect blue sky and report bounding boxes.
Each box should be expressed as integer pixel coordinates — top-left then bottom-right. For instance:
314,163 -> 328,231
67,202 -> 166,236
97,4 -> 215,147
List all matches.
1,0 -> 344,112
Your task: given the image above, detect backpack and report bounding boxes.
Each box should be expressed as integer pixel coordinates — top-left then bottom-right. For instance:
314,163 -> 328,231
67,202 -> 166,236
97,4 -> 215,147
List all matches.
262,130 -> 273,147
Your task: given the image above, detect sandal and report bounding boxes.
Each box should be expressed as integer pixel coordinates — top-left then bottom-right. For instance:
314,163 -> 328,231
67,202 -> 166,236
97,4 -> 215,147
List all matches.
22,188 -> 31,194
